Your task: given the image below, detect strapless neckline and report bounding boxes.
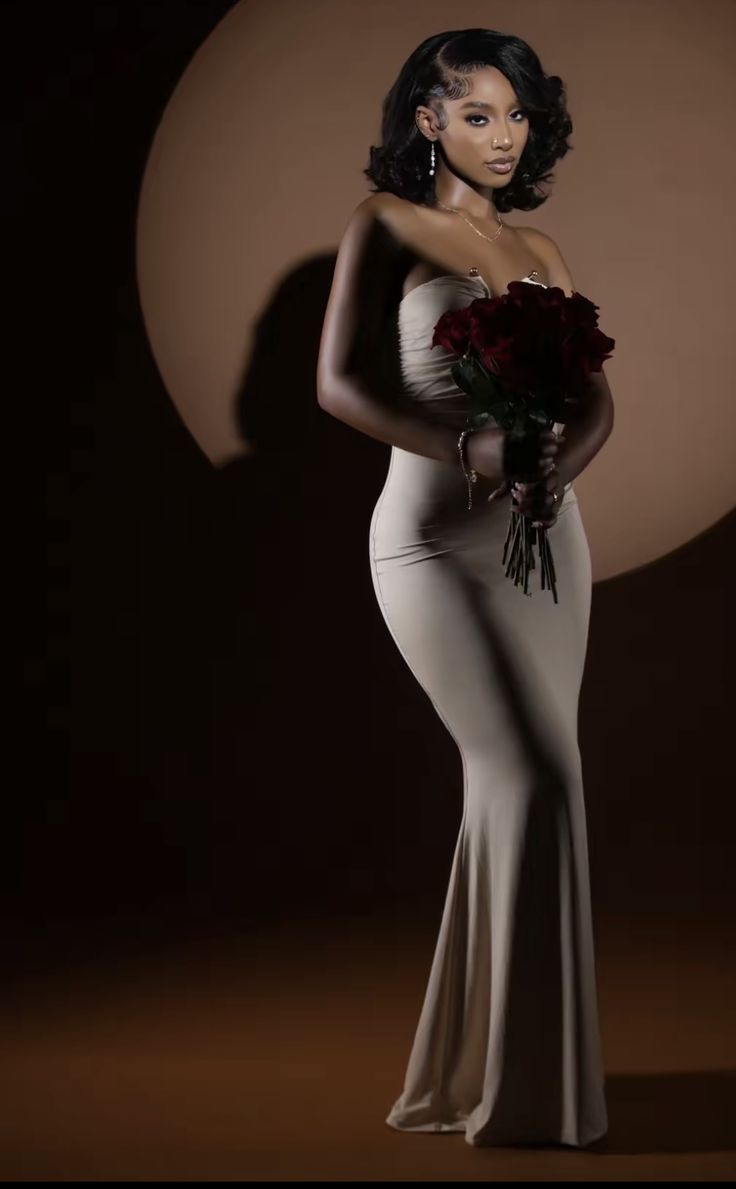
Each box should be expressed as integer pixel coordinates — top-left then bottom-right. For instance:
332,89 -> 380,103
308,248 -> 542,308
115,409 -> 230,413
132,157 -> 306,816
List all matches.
399,268 -> 546,310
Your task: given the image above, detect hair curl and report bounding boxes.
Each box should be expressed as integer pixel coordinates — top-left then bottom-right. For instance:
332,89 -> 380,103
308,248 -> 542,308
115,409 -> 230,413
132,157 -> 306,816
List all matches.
364,28 -> 573,212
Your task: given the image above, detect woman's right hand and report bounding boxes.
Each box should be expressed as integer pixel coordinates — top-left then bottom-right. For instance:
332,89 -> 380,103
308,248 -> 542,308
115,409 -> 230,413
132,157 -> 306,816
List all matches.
466,427 -> 563,486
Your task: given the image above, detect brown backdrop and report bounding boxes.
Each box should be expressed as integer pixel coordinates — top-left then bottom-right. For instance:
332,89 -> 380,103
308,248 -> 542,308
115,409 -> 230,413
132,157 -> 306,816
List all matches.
9,0 -> 736,1177
137,0 -> 736,580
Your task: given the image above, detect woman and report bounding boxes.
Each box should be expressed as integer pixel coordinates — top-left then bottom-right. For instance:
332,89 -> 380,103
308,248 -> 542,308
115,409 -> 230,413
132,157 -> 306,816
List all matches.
316,28 -> 614,1148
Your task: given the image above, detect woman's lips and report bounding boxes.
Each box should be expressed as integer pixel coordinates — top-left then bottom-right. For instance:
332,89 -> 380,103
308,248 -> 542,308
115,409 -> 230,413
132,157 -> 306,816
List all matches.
486,160 -> 515,174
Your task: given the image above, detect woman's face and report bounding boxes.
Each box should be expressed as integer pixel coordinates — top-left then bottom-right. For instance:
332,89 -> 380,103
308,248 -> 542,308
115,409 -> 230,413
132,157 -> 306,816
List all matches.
418,66 -> 531,190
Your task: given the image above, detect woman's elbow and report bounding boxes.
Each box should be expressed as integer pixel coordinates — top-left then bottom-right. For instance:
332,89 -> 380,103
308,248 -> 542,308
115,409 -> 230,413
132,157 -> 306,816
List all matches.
587,368 -> 615,435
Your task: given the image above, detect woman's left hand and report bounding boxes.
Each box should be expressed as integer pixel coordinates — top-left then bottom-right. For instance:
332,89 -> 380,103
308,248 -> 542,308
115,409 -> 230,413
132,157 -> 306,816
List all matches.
511,465 -> 565,528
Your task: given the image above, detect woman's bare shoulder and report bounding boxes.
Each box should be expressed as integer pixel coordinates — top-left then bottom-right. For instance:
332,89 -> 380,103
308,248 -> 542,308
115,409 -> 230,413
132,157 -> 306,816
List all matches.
514,224 -> 565,264
514,224 -> 556,256
351,192 -> 420,236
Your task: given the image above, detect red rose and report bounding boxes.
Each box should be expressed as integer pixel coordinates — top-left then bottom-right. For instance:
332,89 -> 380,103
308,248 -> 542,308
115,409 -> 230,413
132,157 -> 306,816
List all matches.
432,281 -> 614,402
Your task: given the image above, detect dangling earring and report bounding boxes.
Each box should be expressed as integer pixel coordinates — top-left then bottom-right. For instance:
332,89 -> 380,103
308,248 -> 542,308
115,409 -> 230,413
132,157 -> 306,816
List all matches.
429,141 -> 436,177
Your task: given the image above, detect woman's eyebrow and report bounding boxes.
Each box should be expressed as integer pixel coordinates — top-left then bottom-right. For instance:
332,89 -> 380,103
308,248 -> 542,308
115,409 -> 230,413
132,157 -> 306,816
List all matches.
458,100 -> 519,111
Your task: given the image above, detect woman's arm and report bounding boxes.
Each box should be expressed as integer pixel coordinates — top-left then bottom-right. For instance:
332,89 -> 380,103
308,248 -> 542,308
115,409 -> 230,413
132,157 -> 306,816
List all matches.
524,228 -> 616,486
557,368 -> 615,489
316,197 -> 463,466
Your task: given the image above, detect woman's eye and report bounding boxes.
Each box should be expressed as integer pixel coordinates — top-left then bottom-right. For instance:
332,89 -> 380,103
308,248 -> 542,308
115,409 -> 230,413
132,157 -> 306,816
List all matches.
466,111 -> 527,127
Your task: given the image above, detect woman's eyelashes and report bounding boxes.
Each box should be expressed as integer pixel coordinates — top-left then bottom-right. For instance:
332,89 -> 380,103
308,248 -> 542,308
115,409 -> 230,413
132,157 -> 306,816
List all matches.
465,111 -> 527,127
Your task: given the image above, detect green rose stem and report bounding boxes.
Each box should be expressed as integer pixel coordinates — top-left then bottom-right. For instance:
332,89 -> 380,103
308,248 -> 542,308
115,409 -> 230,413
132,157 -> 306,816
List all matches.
502,500 -> 559,604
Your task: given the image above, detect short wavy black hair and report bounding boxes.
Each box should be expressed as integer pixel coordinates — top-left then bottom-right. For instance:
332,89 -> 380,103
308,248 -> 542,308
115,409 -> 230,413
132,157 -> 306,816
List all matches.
364,28 -> 573,212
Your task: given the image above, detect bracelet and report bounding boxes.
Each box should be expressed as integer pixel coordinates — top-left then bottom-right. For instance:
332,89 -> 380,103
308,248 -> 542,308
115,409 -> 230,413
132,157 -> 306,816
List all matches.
457,427 -> 478,510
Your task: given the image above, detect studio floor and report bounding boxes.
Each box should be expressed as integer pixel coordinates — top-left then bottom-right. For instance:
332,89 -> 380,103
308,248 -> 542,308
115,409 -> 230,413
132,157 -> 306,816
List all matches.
2,908 -> 734,1181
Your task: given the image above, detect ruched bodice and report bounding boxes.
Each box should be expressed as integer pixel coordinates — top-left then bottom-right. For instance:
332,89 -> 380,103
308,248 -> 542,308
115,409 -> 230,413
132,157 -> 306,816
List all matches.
397,273 -> 488,428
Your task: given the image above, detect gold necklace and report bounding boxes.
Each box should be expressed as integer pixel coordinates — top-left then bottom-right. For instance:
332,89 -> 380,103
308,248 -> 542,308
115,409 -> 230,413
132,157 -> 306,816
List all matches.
436,200 -> 505,244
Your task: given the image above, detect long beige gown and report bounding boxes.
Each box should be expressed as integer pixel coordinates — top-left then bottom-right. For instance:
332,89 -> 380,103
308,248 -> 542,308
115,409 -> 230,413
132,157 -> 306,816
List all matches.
369,270 -> 608,1148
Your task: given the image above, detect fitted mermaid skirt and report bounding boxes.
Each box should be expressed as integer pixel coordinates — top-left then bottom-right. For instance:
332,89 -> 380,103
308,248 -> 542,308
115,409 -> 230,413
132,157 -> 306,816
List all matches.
369,445 -> 608,1148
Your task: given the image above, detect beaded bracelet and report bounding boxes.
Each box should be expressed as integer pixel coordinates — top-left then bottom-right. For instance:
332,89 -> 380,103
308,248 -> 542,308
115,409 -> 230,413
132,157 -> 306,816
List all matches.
457,427 -> 478,510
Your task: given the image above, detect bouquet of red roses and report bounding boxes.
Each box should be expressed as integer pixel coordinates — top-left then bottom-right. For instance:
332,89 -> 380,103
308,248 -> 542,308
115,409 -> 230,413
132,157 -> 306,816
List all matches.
432,281 -> 615,603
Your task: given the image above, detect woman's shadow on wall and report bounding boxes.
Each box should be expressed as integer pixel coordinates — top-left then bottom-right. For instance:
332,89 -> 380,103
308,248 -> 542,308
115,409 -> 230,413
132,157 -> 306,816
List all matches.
205,254 -> 462,920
